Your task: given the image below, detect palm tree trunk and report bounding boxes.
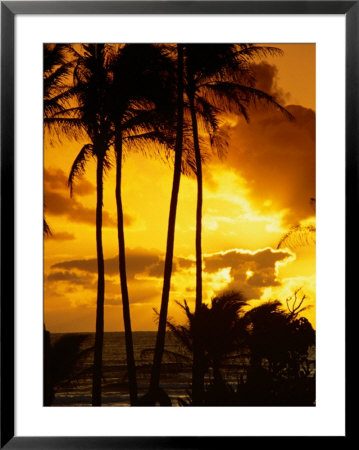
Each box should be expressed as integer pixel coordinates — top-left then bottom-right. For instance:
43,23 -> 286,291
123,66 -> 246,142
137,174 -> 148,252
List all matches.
43,326 -> 53,406
188,93 -> 203,316
188,88 -> 205,406
149,44 -> 184,401
213,361 -> 223,387
115,131 -> 138,406
92,152 -> 105,406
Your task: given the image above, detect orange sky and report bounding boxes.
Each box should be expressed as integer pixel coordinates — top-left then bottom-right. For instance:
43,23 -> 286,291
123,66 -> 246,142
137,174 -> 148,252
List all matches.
44,44 -> 316,332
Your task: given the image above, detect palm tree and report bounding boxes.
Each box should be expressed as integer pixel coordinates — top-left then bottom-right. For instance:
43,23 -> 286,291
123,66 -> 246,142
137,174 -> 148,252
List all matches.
107,43 -> 176,405
166,291 -> 247,403
182,44 -> 294,404
141,44 -> 184,405
67,44 -> 113,406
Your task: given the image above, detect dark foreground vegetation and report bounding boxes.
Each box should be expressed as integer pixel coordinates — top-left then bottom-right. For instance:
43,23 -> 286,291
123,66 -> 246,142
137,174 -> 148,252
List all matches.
44,290 -> 315,406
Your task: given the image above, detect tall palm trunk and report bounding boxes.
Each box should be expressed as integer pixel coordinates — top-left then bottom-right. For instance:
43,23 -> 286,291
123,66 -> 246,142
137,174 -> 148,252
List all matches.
213,360 -> 223,387
115,130 -> 138,405
188,87 -> 205,405
149,44 -> 184,400
92,151 -> 105,406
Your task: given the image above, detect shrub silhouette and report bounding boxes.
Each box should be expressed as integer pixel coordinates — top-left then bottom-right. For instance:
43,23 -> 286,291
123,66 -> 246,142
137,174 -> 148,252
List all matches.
167,290 -> 315,406
44,328 -> 92,406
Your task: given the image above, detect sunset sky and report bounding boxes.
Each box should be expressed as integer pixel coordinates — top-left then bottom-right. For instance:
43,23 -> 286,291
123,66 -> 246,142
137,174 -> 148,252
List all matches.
44,44 -> 315,333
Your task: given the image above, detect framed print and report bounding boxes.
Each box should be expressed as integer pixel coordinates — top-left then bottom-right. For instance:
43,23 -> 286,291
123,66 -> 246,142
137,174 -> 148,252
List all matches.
1,1 -> 352,447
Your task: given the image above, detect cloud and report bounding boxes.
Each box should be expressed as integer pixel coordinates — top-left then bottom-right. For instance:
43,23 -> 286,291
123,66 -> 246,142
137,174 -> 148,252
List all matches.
44,167 -> 95,196
45,191 -> 117,227
177,257 -> 195,270
51,248 -> 196,281
141,256 -> 195,279
215,62 -> 315,226
47,231 -> 76,241
204,247 -> 293,300
47,271 -> 95,287
44,167 -> 134,228
252,62 -> 291,106
49,246 -> 293,303
51,247 -> 162,279
146,261 -> 164,278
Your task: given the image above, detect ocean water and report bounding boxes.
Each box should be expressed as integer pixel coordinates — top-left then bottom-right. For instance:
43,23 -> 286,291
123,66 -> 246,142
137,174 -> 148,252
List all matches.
50,331 -> 193,406
49,331 -> 315,406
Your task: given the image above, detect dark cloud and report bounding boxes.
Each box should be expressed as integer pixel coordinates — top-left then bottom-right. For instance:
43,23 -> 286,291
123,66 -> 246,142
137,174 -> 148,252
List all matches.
45,191 -> 117,227
177,257 -> 195,270
47,271 -> 95,287
205,248 -> 290,272
215,62 -> 315,226
204,248 -> 293,300
51,247 -> 161,279
44,167 -> 134,228
47,231 -> 76,241
69,179 -> 95,196
252,62 -> 291,106
48,245 -> 292,305
50,246 -> 292,303
141,255 -> 195,278
146,261 -> 165,278
51,248 -> 195,281
44,168 -> 95,196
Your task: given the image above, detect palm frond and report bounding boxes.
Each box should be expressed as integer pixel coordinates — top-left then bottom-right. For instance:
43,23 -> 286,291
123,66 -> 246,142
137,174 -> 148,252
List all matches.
204,81 -> 294,121
234,45 -> 283,61
123,131 -> 171,158
43,218 -> 52,237
277,225 -> 316,250
68,143 -> 94,196
44,117 -> 85,142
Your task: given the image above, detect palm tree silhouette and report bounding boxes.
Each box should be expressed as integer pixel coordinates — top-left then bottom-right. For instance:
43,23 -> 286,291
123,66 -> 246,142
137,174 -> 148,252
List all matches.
141,44 -> 185,405
183,44 -> 294,404
67,44 -> 113,406
165,291 -> 314,406
107,43 -> 176,405
166,291 -> 247,403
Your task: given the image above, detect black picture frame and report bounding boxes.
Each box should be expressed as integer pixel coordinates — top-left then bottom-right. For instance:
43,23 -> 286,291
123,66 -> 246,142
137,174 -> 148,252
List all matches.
0,1 -> 352,447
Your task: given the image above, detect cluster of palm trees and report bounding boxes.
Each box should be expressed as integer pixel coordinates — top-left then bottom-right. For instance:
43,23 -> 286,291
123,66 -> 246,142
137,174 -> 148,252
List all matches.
167,289 -> 315,406
44,43 -> 293,406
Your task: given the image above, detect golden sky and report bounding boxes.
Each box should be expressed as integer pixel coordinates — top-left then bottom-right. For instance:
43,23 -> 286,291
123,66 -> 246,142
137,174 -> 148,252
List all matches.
44,44 -> 316,332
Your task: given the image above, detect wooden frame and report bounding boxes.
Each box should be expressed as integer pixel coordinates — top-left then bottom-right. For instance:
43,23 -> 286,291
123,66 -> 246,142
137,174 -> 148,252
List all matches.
1,1 -> 352,446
